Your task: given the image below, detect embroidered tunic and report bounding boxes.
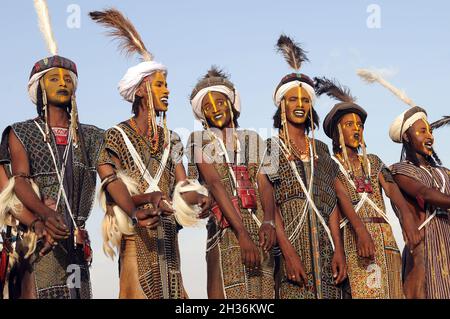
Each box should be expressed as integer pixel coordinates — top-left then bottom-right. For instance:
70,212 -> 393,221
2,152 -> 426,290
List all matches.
9,118 -> 103,299
260,137 -> 342,299
336,154 -> 403,299
186,129 -> 275,299
98,122 -> 186,299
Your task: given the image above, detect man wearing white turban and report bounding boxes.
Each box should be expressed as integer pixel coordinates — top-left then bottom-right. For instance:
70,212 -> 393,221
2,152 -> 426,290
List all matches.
90,8 -> 211,299
389,107 -> 450,299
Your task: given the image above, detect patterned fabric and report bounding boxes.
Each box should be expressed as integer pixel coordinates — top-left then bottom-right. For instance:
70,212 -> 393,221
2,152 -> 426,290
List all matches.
98,122 -> 185,299
0,128 -> 10,164
337,154 -> 403,299
390,161 -> 450,299
9,118 -> 103,299
29,55 -> 77,79
186,130 -> 275,299
260,137 -> 342,299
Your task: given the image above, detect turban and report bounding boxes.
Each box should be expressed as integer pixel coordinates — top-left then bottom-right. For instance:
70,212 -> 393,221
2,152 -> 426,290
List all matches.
323,102 -> 367,138
118,61 -> 167,103
389,106 -> 428,143
27,55 -> 78,105
190,85 -> 241,122
273,74 -> 316,108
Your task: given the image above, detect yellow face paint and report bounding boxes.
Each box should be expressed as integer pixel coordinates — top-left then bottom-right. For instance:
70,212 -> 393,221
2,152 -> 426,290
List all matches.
42,67 -> 74,106
297,85 -> 303,108
352,113 -> 359,131
422,119 -> 431,134
208,91 -> 218,113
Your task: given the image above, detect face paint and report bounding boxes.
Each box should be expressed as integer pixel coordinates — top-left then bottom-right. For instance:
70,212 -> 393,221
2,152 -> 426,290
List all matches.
42,67 -> 74,107
201,91 -> 232,129
408,119 -> 434,156
208,91 -> 218,113
339,113 -> 363,149
284,86 -> 311,125
150,71 -> 169,112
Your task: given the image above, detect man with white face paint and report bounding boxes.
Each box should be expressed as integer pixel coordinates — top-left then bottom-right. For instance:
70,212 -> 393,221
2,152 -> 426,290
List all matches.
90,9 -> 210,299
358,68 -> 450,299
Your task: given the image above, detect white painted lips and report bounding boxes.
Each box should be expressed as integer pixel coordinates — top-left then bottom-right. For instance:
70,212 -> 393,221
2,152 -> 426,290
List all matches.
161,97 -> 168,106
424,141 -> 433,149
293,110 -> 305,117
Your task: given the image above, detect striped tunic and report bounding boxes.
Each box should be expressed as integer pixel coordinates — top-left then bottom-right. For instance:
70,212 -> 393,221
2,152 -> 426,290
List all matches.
390,161 -> 450,299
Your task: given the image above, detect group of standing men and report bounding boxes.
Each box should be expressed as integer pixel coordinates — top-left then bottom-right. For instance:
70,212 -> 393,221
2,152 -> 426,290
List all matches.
0,2 -> 449,299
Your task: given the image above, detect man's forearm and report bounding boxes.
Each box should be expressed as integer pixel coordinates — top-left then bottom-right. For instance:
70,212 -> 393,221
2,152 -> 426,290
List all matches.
14,177 -> 54,219
106,179 -> 138,217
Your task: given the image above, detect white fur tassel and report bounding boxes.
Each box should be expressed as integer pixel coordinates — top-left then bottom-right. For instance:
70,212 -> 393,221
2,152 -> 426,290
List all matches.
99,171 -> 139,259
356,69 -> 415,108
0,177 -> 41,262
33,0 -> 58,55
172,180 -> 208,227
0,177 -> 41,228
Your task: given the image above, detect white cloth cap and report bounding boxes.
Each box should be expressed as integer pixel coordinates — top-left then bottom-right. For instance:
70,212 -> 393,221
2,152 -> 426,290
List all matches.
27,67 -> 78,105
273,80 -> 316,107
389,109 -> 428,143
118,61 -> 167,103
190,85 -> 241,122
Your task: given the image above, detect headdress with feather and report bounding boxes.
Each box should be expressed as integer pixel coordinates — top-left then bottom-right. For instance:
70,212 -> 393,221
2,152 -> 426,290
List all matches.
430,116 -> 450,130
29,0 -> 80,145
356,69 -> 415,108
89,8 -> 168,148
89,8 -> 152,62
317,77 -> 370,180
273,34 -> 318,159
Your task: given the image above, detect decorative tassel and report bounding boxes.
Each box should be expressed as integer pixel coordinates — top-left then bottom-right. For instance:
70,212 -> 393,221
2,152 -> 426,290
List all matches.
338,123 -> 353,176
145,81 -> 158,144
309,105 -> 318,160
70,95 -> 79,147
172,180 -> 208,227
162,111 -> 169,148
360,136 -> 369,177
39,78 -> 51,143
99,171 -> 139,259
227,99 -> 239,158
280,99 -> 292,158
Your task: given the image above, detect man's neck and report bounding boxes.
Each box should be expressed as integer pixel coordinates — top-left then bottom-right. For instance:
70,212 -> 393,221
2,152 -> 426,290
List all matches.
47,105 -> 70,128
134,110 -> 150,134
414,152 -> 431,167
286,121 -> 307,144
344,145 -> 359,161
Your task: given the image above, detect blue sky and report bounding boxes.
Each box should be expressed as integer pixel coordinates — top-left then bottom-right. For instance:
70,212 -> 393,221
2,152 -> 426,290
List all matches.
0,1 -> 449,298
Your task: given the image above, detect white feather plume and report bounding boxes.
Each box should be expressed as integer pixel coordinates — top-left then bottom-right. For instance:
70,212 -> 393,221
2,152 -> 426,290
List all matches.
356,68 -> 415,108
33,0 -> 58,55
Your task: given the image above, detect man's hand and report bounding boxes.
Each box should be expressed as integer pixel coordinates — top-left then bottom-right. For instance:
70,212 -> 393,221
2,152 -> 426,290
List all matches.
237,232 -> 261,270
258,222 -> 276,253
136,208 -> 160,229
197,194 -> 212,219
402,214 -> 423,251
41,198 -> 70,240
355,226 -> 375,259
332,249 -> 347,285
284,252 -> 308,286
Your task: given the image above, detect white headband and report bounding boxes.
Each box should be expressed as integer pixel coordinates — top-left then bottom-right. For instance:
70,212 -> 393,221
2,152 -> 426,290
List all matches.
190,85 -> 241,122
273,80 -> 316,107
27,67 -> 78,105
389,110 -> 428,143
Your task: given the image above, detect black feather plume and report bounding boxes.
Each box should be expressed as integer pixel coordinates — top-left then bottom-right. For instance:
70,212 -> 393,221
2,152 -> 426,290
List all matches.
276,34 -> 309,71
203,65 -> 229,80
314,77 -> 355,103
430,116 -> 450,130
